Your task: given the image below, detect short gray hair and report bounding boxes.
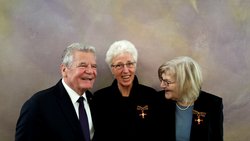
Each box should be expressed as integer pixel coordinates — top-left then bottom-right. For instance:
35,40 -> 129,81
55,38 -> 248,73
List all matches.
158,56 -> 203,103
62,42 -> 96,67
105,40 -> 138,68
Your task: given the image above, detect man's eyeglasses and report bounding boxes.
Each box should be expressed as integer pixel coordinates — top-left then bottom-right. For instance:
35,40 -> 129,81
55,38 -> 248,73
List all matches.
160,79 -> 176,85
111,62 -> 136,70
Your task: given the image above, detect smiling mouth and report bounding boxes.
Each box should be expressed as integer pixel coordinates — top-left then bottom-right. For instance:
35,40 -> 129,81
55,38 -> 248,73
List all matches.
122,75 -> 130,79
82,78 -> 94,81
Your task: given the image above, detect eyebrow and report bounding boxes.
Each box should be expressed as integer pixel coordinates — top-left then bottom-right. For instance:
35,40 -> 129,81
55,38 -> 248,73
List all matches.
113,61 -> 134,64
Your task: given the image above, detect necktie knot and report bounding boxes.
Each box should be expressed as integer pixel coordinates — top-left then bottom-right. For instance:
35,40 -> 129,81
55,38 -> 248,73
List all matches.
77,96 -> 84,103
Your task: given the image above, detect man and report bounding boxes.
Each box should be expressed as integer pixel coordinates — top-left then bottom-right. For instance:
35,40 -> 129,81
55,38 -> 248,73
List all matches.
15,43 -> 97,141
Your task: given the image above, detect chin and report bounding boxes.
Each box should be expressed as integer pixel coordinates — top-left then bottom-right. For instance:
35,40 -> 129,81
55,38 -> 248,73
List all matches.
164,93 -> 172,100
120,82 -> 132,87
81,84 -> 93,90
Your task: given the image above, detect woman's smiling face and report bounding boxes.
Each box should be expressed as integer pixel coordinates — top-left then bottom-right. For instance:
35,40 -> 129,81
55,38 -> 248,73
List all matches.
111,52 -> 136,88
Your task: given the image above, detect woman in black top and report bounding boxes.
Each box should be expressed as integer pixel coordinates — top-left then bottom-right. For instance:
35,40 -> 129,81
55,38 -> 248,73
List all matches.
93,40 -> 158,141
157,56 -> 223,141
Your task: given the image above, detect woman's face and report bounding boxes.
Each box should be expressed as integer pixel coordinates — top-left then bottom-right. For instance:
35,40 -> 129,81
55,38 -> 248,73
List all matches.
160,72 -> 179,100
111,53 -> 136,88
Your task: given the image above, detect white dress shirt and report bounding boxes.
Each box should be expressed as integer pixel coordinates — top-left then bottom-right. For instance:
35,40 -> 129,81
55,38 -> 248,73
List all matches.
62,79 -> 94,139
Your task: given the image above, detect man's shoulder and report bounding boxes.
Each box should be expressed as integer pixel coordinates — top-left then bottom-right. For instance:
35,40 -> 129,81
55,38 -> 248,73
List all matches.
29,81 -> 62,101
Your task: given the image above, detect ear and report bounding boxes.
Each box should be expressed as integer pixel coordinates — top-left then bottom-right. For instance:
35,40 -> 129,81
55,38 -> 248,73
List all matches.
60,64 -> 67,77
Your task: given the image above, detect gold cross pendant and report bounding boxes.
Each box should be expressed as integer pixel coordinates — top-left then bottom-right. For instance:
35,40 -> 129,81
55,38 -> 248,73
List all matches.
193,110 -> 206,125
137,105 -> 148,119
195,115 -> 203,125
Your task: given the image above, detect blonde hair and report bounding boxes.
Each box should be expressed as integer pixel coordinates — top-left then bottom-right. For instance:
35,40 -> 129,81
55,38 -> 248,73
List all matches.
158,56 -> 203,103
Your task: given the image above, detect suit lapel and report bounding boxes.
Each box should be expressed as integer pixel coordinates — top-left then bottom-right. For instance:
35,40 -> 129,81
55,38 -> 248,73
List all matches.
55,81 -> 84,140
190,92 -> 209,141
85,91 -> 97,130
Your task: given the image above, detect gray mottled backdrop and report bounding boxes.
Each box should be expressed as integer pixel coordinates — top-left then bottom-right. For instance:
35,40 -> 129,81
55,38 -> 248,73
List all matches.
0,0 -> 249,140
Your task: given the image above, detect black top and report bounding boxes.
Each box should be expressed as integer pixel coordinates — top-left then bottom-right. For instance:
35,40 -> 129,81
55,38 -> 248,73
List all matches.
93,76 -> 158,141
156,90 -> 224,141
15,80 -> 97,141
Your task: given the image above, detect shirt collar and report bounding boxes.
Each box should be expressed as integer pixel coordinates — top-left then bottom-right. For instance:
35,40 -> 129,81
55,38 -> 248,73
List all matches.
62,79 -> 87,104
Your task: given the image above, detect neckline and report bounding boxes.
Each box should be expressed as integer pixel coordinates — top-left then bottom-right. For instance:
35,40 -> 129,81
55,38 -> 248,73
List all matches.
176,103 -> 193,111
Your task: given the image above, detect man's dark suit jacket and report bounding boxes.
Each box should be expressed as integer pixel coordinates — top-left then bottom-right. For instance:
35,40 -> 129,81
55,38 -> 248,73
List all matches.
15,80 -> 96,141
157,90 -> 223,141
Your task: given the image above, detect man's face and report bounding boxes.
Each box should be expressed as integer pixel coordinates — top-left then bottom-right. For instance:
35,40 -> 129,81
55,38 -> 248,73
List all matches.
61,51 -> 97,95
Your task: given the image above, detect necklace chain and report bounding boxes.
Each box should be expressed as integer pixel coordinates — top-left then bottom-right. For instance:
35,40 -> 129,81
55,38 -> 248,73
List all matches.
176,103 -> 191,111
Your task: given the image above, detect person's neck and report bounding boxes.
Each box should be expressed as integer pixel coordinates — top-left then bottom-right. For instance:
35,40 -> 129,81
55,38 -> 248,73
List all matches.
118,84 -> 132,97
176,101 -> 194,107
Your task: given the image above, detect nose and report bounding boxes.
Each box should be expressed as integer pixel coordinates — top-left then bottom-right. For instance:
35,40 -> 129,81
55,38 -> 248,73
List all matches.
160,81 -> 166,88
85,65 -> 96,74
122,65 -> 129,72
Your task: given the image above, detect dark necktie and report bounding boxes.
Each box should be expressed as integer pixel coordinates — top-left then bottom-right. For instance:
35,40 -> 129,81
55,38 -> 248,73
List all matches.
77,96 -> 91,141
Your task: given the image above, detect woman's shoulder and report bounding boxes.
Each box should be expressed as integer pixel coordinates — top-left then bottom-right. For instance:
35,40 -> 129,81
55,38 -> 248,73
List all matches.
199,91 -> 222,102
93,86 -> 112,97
196,91 -> 223,110
138,84 -> 156,92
